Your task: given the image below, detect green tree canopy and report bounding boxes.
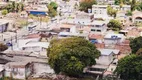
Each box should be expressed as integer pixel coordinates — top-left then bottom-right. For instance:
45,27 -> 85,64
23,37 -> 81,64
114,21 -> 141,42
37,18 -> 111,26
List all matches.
131,0 -> 137,11
107,19 -> 122,31
47,2 -> 58,18
79,0 -> 97,12
115,54 -> 142,80
114,0 -> 131,5
50,2 -> 58,10
47,37 -> 100,77
47,5 -> 57,18
130,36 -> 142,54
1,9 -> 8,15
107,5 -> 117,17
136,2 -> 142,11
4,2 -> 24,13
126,10 -> 132,16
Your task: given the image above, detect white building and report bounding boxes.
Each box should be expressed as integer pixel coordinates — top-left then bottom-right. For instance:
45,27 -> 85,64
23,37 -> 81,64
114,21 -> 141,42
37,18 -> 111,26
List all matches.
132,10 -> 142,23
18,38 -> 49,56
104,33 -> 125,45
92,5 -> 131,15
90,21 -> 107,34
86,48 -> 119,75
4,62 -> 33,80
96,49 -> 119,65
92,5 -> 108,15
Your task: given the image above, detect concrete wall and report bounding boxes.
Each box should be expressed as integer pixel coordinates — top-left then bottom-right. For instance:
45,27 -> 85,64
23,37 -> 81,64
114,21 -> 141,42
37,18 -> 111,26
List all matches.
104,39 -> 121,45
96,54 -> 114,65
5,67 -> 26,80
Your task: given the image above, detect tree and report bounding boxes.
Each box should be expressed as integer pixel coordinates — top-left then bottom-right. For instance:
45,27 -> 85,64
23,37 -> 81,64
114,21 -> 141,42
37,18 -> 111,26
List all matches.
137,2 -> 142,11
130,36 -> 142,54
114,0 -> 131,5
107,19 -> 122,31
47,37 -> 100,77
11,1 -> 15,12
5,4 -> 13,12
47,5 -> 57,18
50,2 -> 58,10
0,43 -> 8,52
126,10 -> 132,16
107,5 -> 117,17
131,0 -> 137,11
17,3 -> 24,12
136,48 -> 142,55
1,9 -> 8,15
4,2 -> 24,13
79,0 -> 97,12
115,54 -> 142,80
47,2 -> 58,18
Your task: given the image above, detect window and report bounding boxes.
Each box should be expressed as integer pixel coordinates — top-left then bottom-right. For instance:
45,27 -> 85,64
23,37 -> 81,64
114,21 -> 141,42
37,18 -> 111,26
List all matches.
97,30 -> 101,32
91,29 -> 96,31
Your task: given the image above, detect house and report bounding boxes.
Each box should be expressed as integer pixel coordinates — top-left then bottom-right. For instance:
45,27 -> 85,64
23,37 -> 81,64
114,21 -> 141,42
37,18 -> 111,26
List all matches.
58,26 -> 89,39
97,49 -> 120,64
92,5 -> 108,15
86,48 -> 119,76
32,62 -> 54,78
4,62 -> 33,80
62,12 -> 93,26
90,21 -> 107,34
114,40 -> 131,54
132,10 -> 142,24
111,5 -> 131,11
104,33 -> 125,45
92,5 -> 131,15
19,40 -> 49,56
88,33 -> 104,44
59,24 -> 75,32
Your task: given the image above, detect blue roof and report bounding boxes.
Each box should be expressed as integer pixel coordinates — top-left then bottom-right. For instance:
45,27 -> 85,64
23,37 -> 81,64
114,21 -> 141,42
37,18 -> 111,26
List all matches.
90,40 -> 98,44
29,11 -> 47,15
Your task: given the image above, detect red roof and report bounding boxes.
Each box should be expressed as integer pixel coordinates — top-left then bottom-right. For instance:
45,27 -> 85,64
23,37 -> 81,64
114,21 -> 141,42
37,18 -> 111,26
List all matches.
88,34 -> 104,40
95,43 -> 105,48
115,40 -> 131,54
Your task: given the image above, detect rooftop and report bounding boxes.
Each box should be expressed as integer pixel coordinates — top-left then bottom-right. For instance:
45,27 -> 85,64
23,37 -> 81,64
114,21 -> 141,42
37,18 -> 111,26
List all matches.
104,33 -> 124,39
5,62 -> 29,68
98,48 -> 120,56
20,42 -> 50,49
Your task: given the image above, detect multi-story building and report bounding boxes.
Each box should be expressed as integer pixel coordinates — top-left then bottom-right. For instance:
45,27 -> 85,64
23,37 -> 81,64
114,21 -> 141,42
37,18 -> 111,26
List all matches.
90,21 -> 107,34
92,5 -> 131,15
